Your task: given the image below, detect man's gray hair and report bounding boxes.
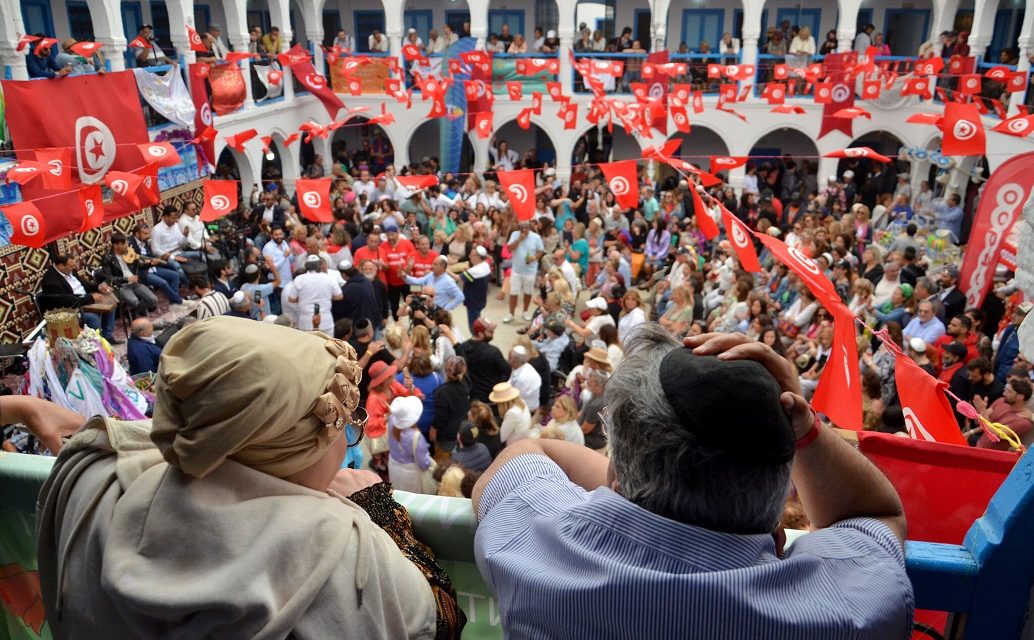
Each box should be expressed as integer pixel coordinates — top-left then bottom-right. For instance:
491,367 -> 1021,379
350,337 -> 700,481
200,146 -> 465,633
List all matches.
916,276 -> 939,296
604,323 -> 792,533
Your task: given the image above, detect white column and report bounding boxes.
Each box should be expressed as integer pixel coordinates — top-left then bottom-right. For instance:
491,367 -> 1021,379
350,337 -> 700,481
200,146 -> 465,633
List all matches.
309,31 -> 326,74
0,0 -> 28,79
283,65 -> 296,101
229,36 -> 256,109
97,36 -> 128,71
652,0 -> 671,52
930,0 -> 962,57
836,0 -> 862,53
0,45 -> 28,79
1008,8 -> 1034,115
468,0 -> 490,49
968,0 -> 1001,61
167,0 -> 196,63
470,134 -> 490,173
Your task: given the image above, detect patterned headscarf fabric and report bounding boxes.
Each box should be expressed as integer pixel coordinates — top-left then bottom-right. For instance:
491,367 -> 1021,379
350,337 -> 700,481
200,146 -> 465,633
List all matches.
151,316 -> 362,478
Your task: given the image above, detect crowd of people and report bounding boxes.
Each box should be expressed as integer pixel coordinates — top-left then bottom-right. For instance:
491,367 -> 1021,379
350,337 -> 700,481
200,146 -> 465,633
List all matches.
7,123 -> 1033,635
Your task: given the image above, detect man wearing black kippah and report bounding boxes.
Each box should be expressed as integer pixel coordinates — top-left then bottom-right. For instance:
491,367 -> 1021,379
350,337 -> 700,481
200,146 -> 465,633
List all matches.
472,323 -> 912,639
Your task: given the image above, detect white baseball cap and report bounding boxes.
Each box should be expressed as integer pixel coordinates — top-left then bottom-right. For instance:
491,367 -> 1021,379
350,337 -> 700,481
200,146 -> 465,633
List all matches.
586,297 -> 608,310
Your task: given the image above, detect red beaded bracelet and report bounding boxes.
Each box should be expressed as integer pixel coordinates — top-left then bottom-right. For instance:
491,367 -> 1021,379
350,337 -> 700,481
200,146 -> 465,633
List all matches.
795,408 -> 823,449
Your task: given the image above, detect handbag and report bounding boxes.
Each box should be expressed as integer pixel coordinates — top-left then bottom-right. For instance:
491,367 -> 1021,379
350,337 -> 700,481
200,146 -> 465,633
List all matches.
778,319 -> 801,339
411,431 -> 438,494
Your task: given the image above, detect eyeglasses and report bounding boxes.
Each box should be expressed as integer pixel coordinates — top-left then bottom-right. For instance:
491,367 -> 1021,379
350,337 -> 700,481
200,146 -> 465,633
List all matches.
598,405 -> 612,437
337,408 -> 368,447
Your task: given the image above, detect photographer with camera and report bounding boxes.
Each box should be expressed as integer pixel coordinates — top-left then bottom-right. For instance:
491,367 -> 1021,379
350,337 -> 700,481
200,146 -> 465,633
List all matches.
239,256 -> 281,320
398,286 -> 444,335
403,256 -> 465,312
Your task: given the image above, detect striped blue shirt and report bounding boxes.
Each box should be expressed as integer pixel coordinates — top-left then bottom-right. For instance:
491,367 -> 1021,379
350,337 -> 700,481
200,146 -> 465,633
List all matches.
475,454 -> 914,639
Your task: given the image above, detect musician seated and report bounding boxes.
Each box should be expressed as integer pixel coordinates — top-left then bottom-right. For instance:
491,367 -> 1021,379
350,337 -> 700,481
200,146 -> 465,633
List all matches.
100,233 -> 158,319
39,254 -> 119,344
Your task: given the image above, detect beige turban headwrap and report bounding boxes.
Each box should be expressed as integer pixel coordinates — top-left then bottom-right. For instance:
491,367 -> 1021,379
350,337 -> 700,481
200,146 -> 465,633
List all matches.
151,316 -> 362,478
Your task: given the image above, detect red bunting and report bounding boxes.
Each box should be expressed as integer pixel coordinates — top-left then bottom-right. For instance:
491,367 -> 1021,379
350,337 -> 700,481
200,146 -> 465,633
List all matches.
496,169 -> 537,221
1,202 -> 47,248
943,102 -> 986,156
136,142 -> 181,167
710,156 -> 749,170
688,185 -> 719,239
401,44 -> 421,61
861,80 -> 882,99
16,34 -> 40,52
395,175 -> 439,190
876,331 -> 968,445
185,24 -> 207,52
289,60 -> 343,118
755,233 -> 839,305
832,107 -> 871,119
34,38 -> 57,55
32,147 -> 73,190
906,112 -> 943,126
771,104 -> 806,114
531,92 -> 543,115
77,184 -> 104,231
670,105 -> 691,133
691,91 -> 704,114
993,114 -> 1034,137
814,82 -> 833,103
225,129 -> 258,152
516,108 -> 533,130
473,112 -> 493,139
599,161 -> 639,210
914,57 -> 944,76
671,84 -> 691,106
69,41 -> 103,56
506,81 -> 522,100
763,82 -> 786,104
720,205 -> 761,272
1007,72 -> 1027,93
5,161 -> 47,185
135,163 -> 160,209
558,102 -> 578,130
824,147 -> 891,163
200,180 -> 238,222
811,307 -> 864,431
278,44 -> 311,67
296,178 -> 333,222
902,76 -> 933,100
958,74 -> 982,94
104,171 -> 144,207
947,55 -> 975,75
517,58 -> 560,75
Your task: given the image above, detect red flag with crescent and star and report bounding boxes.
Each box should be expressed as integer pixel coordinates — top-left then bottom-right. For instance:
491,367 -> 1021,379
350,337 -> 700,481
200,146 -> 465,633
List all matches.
200,180 -> 239,222
1,70 -> 149,242
720,205 -> 761,272
188,63 -> 216,168
496,169 -> 537,221
599,161 -> 640,210
818,52 -> 857,139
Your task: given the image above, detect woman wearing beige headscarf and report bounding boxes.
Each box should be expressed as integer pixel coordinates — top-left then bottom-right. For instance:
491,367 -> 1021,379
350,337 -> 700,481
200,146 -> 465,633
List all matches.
37,316 -> 465,639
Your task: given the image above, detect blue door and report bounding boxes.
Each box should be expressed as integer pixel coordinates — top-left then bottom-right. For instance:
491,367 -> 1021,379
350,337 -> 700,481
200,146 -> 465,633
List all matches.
323,9 -> 341,46
20,0 -> 54,36
122,2 -> 143,66
776,7 -> 820,40
733,9 -> 768,41
488,10 -> 524,41
193,4 -> 211,34
883,9 -> 930,58
150,2 -> 172,53
247,9 -> 271,33
404,10 -> 433,45
67,1 -> 94,40
445,10 -> 470,37
857,8 -> 874,31
354,11 -> 385,52
681,9 -> 722,51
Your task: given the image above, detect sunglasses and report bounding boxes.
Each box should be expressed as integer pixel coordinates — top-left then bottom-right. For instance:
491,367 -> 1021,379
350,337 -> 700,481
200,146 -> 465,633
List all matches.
335,407 -> 368,447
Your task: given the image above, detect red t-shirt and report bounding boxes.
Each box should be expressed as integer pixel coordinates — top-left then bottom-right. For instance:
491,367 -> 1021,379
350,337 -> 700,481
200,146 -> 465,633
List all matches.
409,249 -> 440,279
380,238 -> 415,287
353,245 -> 385,284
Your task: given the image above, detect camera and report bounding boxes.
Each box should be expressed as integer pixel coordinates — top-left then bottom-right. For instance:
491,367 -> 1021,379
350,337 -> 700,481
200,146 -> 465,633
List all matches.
408,294 -> 432,317
253,290 -> 262,304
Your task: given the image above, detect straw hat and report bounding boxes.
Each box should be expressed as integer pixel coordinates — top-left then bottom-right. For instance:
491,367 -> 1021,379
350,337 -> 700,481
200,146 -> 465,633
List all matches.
584,347 -> 610,367
489,382 -> 520,404
368,360 -> 398,389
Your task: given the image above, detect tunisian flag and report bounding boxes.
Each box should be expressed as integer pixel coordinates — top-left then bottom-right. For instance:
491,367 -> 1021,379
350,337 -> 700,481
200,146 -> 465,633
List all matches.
1,70 -> 149,243
296,179 -> 334,222
818,52 -> 857,139
0,202 -> 47,248
599,161 -> 640,209
289,59 -> 344,118
720,205 -> 761,272
189,64 -> 216,167
942,102 -> 986,156
688,185 -> 719,240
497,169 -> 537,221
200,180 -> 239,222
811,306 -> 864,431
